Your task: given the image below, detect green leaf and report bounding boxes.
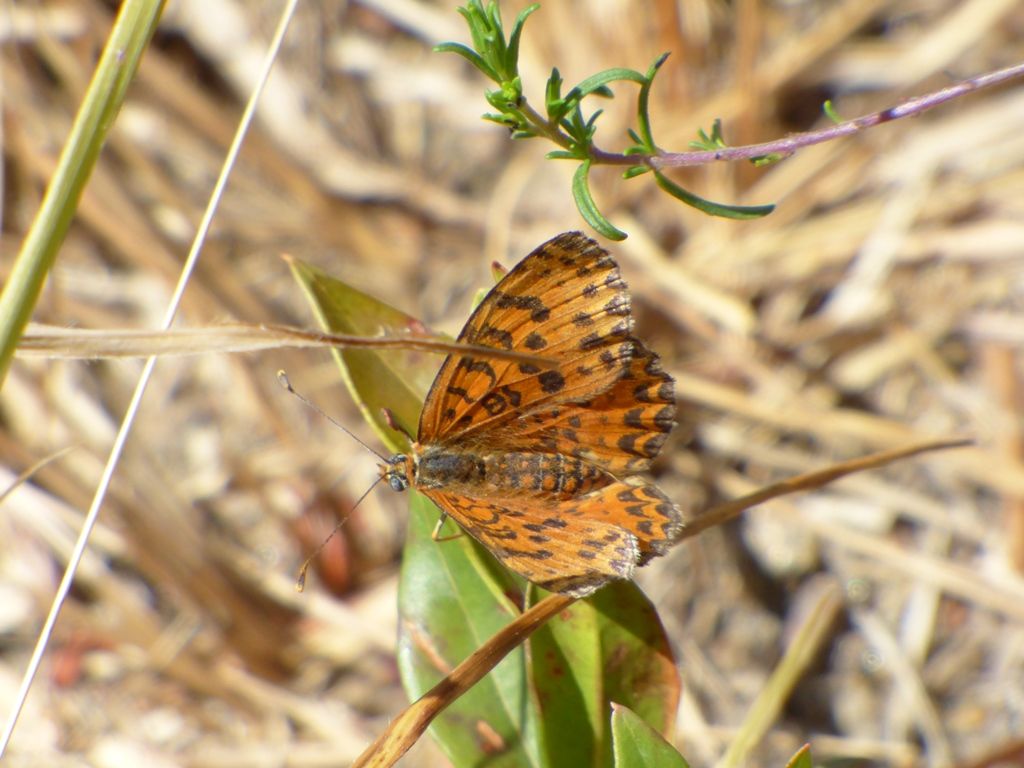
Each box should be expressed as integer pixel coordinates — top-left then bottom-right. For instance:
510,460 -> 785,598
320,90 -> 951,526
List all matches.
565,66 -> 643,102
527,589 -> 605,765
433,41 -> 496,81
622,165 -> 649,179
635,53 -> 669,152
546,67 -> 565,118
505,2 -> 539,77
398,493 -> 538,768
546,150 -> 579,160
572,67 -> 646,98
823,99 -> 843,124
611,704 -> 690,768
528,582 -> 681,766
689,118 -> 727,151
572,161 -> 627,240
291,258 -> 540,765
653,169 -> 774,220
458,2 -> 492,63
785,744 -> 814,768
287,258 -> 432,449
592,584 -> 680,734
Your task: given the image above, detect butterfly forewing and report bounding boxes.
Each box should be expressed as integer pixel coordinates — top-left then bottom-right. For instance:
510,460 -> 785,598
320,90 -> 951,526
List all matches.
419,232 -> 636,445
492,344 -> 677,475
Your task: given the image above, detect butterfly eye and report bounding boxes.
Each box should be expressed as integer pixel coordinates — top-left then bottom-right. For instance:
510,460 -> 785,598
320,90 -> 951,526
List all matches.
383,454 -> 410,492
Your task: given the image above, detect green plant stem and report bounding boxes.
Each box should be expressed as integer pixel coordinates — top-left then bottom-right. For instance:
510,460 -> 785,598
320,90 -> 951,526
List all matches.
0,0 -> 166,384
518,100 -> 574,150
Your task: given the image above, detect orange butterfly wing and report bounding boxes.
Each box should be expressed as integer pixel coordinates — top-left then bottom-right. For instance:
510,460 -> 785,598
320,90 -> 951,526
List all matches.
421,478 -> 679,597
417,232 -> 636,446
495,344 -> 676,475
401,232 -> 683,595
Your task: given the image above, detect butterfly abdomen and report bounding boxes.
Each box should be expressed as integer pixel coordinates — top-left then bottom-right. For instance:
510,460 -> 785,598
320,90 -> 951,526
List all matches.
415,447 -> 608,498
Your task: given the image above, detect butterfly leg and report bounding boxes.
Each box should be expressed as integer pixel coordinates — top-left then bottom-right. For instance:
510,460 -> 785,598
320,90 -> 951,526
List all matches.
431,512 -> 465,543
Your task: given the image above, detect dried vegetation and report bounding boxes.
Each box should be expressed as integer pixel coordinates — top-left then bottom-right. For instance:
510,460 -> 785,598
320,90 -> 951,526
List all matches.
2,1 -> 1024,765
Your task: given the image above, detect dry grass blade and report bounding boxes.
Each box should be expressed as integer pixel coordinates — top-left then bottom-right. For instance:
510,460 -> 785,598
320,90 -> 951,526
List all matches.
352,593 -> 577,768
716,581 -> 844,768
684,439 -> 973,539
16,323 -> 555,366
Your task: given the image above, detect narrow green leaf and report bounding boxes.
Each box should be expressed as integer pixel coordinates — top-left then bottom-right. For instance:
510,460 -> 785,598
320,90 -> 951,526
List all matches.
572,161 -> 628,240
653,169 -> 774,220
622,165 -> 649,179
823,99 -> 843,124
546,150 -> 580,160
546,67 -> 565,118
635,53 -> 669,152
460,2 -> 491,61
611,705 -> 690,768
572,67 -> 646,99
506,2 -> 539,76
434,41 -> 497,81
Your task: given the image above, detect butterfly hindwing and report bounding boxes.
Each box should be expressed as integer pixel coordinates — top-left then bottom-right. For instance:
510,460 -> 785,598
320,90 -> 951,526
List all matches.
422,488 -> 641,597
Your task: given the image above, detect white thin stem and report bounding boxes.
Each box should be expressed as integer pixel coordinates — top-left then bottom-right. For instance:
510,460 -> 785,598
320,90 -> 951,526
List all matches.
0,0 -> 299,754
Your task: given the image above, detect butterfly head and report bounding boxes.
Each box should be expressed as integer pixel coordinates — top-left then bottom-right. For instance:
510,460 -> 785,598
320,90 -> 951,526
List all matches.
380,453 -> 415,492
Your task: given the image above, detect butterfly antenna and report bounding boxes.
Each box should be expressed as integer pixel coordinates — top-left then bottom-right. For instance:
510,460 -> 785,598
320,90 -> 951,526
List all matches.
295,475 -> 384,592
277,370 -> 386,461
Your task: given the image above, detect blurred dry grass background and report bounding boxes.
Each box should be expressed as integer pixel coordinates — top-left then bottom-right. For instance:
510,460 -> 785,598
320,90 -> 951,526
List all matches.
2,0 -> 1024,765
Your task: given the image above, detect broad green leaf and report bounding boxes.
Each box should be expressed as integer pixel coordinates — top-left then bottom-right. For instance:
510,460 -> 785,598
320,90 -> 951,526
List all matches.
399,493 -> 539,768
287,258 -> 431,447
785,744 -> 813,768
593,583 -> 679,734
527,591 -> 604,765
290,258 -> 540,765
527,582 -> 680,767
611,704 -> 690,768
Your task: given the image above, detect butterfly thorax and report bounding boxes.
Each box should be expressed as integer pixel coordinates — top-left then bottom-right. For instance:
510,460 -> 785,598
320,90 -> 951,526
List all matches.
384,445 -> 611,500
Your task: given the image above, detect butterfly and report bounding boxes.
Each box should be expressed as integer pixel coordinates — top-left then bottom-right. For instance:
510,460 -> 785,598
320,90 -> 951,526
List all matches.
382,232 -> 682,597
